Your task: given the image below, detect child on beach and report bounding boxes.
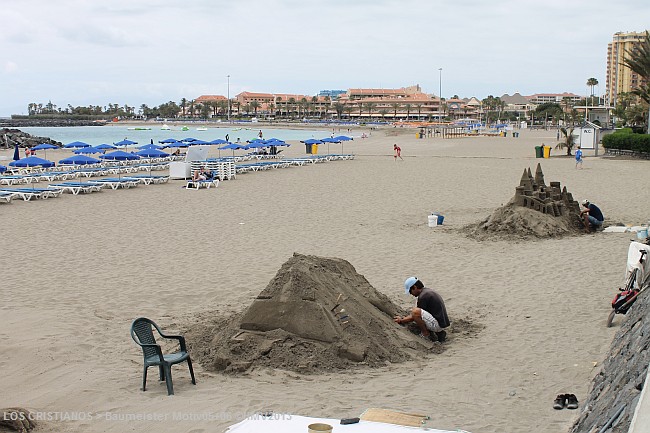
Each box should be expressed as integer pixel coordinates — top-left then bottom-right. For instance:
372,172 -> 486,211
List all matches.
575,146 -> 583,169
393,144 -> 403,161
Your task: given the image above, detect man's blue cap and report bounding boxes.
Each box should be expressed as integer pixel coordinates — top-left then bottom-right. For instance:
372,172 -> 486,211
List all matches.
404,277 -> 418,294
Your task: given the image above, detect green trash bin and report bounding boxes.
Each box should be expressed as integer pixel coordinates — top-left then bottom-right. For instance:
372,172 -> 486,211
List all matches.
535,145 -> 543,158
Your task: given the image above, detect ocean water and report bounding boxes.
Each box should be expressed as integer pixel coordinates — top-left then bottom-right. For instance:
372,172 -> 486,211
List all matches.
19,125 -> 332,146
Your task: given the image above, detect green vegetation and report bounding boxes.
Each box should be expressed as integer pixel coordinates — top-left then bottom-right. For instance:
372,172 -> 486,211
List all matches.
602,128 -> 650,153
622,31 -> 650,133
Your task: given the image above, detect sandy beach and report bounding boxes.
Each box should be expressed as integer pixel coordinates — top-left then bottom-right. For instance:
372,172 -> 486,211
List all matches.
1,127 -> 648,433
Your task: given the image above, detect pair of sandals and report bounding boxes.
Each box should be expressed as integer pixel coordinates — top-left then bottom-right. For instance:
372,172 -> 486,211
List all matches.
553,393 -> 578,410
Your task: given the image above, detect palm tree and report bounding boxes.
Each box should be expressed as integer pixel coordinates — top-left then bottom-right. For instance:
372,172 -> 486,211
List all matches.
415,103 -> 423,120
363,102 -> 376,120
403,103 -> 412,121
555,127 -> 576,156
250,101 -> 260,117
344,105 -> 353,119
332,102 -> 345,119
288,97 -> 296,119
622,31 -> 650,132
391,102 -> 401,120
586,78 -> 599,98
180,98 -> 187,117
378,108 -> 388,121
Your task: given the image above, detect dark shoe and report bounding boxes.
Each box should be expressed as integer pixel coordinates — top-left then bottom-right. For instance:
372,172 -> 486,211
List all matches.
435,330 -> 447,342
566,394 -> 578,409
553,394 -> 566,410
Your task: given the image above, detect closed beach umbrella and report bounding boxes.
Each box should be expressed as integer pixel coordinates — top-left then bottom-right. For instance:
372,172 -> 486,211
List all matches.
13,144 -> 20,161
58,155 -> 101,165
64,141 -> 91,149
9,156 -> 55,168
32,143 -> 58,159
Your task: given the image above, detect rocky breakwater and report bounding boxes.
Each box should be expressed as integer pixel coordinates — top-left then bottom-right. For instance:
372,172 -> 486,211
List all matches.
0,118 -> 105,127
1,128 -> 62,149
570,286 -> 650,432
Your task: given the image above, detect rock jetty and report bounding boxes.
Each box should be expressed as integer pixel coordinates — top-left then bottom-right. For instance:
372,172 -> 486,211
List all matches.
0,128 -> 62,149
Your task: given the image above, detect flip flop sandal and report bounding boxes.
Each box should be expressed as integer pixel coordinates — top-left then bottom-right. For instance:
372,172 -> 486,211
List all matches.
566,394 -> 579,409
553,394 -> 567,410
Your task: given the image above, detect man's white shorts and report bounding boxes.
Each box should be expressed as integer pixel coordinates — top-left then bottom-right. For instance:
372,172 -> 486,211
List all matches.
421,309 -> 442,333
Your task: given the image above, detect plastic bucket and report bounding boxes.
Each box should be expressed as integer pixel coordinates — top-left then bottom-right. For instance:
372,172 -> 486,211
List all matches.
308,423 -> 333,433
428,213 -> 444,227
637,228 -> 649,240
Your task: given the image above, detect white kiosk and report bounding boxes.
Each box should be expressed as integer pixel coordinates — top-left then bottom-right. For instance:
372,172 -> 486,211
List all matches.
169,146 -> 210,179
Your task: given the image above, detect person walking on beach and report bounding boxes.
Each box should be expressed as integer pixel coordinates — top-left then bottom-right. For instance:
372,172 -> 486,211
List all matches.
393,144 -> 403,161
575,145 -> 583,169
394,277 -> 450,342
258,130 -> 263,139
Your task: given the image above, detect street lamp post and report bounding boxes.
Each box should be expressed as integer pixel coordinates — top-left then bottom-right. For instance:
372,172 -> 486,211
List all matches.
438,68 -> 443,120
227,75 -> 231,122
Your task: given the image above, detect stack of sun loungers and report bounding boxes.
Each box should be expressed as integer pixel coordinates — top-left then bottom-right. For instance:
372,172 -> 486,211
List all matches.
191,160 -> 236,181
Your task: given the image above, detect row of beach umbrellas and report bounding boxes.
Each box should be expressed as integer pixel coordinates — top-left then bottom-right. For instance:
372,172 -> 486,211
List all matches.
5,135 -> 353,170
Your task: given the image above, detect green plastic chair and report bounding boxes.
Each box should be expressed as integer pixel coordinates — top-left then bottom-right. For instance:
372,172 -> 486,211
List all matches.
130,317 -> 196,395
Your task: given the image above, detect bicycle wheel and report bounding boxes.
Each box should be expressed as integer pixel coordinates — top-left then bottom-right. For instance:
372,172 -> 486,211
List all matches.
624,269 -> 638,292
606,309 -> 616,327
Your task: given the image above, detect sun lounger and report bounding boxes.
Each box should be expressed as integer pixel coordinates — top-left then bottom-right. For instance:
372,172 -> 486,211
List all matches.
127,175 -> 170,184
0,191 -> 16,203
0,175 -> 32,185
186,178 -> 219,190
49,182 -> 103,195
0,187 -> 62,200
88,178 -> 140,189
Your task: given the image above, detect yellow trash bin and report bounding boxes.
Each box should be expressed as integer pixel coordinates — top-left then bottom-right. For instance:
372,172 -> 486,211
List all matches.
312,143 -> 319,155
543,146 -> 551,158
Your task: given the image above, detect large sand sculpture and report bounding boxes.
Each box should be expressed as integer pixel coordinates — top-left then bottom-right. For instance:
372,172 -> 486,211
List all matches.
187,253 -> 447,374
469,164 -> 585,240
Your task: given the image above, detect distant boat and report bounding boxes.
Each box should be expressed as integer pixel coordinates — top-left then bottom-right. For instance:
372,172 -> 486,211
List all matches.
181,126 -> 189,131
161,124 -> 171,130
127,127 -> 151,131
197,127 -> 208,131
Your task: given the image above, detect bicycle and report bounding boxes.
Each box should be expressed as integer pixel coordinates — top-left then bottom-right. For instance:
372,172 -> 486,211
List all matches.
607,241 -> 649,327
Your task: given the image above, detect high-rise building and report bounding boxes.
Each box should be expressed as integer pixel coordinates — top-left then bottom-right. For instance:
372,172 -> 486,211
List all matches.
606,31 -> 649,106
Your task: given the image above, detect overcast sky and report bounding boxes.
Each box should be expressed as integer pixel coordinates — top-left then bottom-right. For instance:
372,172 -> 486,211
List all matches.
2,0 -> 649,116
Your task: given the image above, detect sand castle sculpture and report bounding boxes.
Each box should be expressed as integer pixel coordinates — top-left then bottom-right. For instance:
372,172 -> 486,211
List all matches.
469,163 -> 584,239
187,253 -> 439,374
513,163 -> 581,217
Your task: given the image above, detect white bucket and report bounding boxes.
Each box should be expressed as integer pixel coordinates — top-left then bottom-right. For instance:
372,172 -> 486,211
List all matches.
428,214 -> 438,227
637,228 -> 649,240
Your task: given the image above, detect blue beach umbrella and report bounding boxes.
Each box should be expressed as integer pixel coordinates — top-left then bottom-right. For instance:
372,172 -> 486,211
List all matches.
74,146 -> 103,155
333,135 -> 353,153
64,141 -> 91,149
31,143 -> 59,159
188,140 -> 208,145
320,137 -> 340,154
219,142 -> 249,158
95,143 -> 116,150
58,155 -> 101,165
181,138 -> 198,143
0,165 -> 7,173
137,143 -> 163,150
9,156 -> 55,168
300,138 -> 322,154
159,138 -> 179,144
135,148 -> 170,158
99,150 -> 140,161
114,139 -> 138,147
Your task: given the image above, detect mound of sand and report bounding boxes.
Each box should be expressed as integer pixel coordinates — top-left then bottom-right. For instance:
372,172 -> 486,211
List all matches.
467,164 -> 585,241
186,253 -> 440,374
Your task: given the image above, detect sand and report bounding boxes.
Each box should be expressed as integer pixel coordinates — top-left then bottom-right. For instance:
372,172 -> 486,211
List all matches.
1,127 -> 649,433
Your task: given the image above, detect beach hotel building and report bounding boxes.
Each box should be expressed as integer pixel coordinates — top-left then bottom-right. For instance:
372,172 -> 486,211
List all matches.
227,85 -> 443,121
606,31 -> 649,106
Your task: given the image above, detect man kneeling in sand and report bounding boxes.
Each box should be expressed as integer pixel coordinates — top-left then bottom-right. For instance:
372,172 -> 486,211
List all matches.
394,277 -> 450,342
580,199 -> 604,233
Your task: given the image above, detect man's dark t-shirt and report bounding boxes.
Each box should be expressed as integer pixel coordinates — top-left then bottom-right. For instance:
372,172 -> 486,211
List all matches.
417,288 -> 450,328
588,204 -> 604,222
